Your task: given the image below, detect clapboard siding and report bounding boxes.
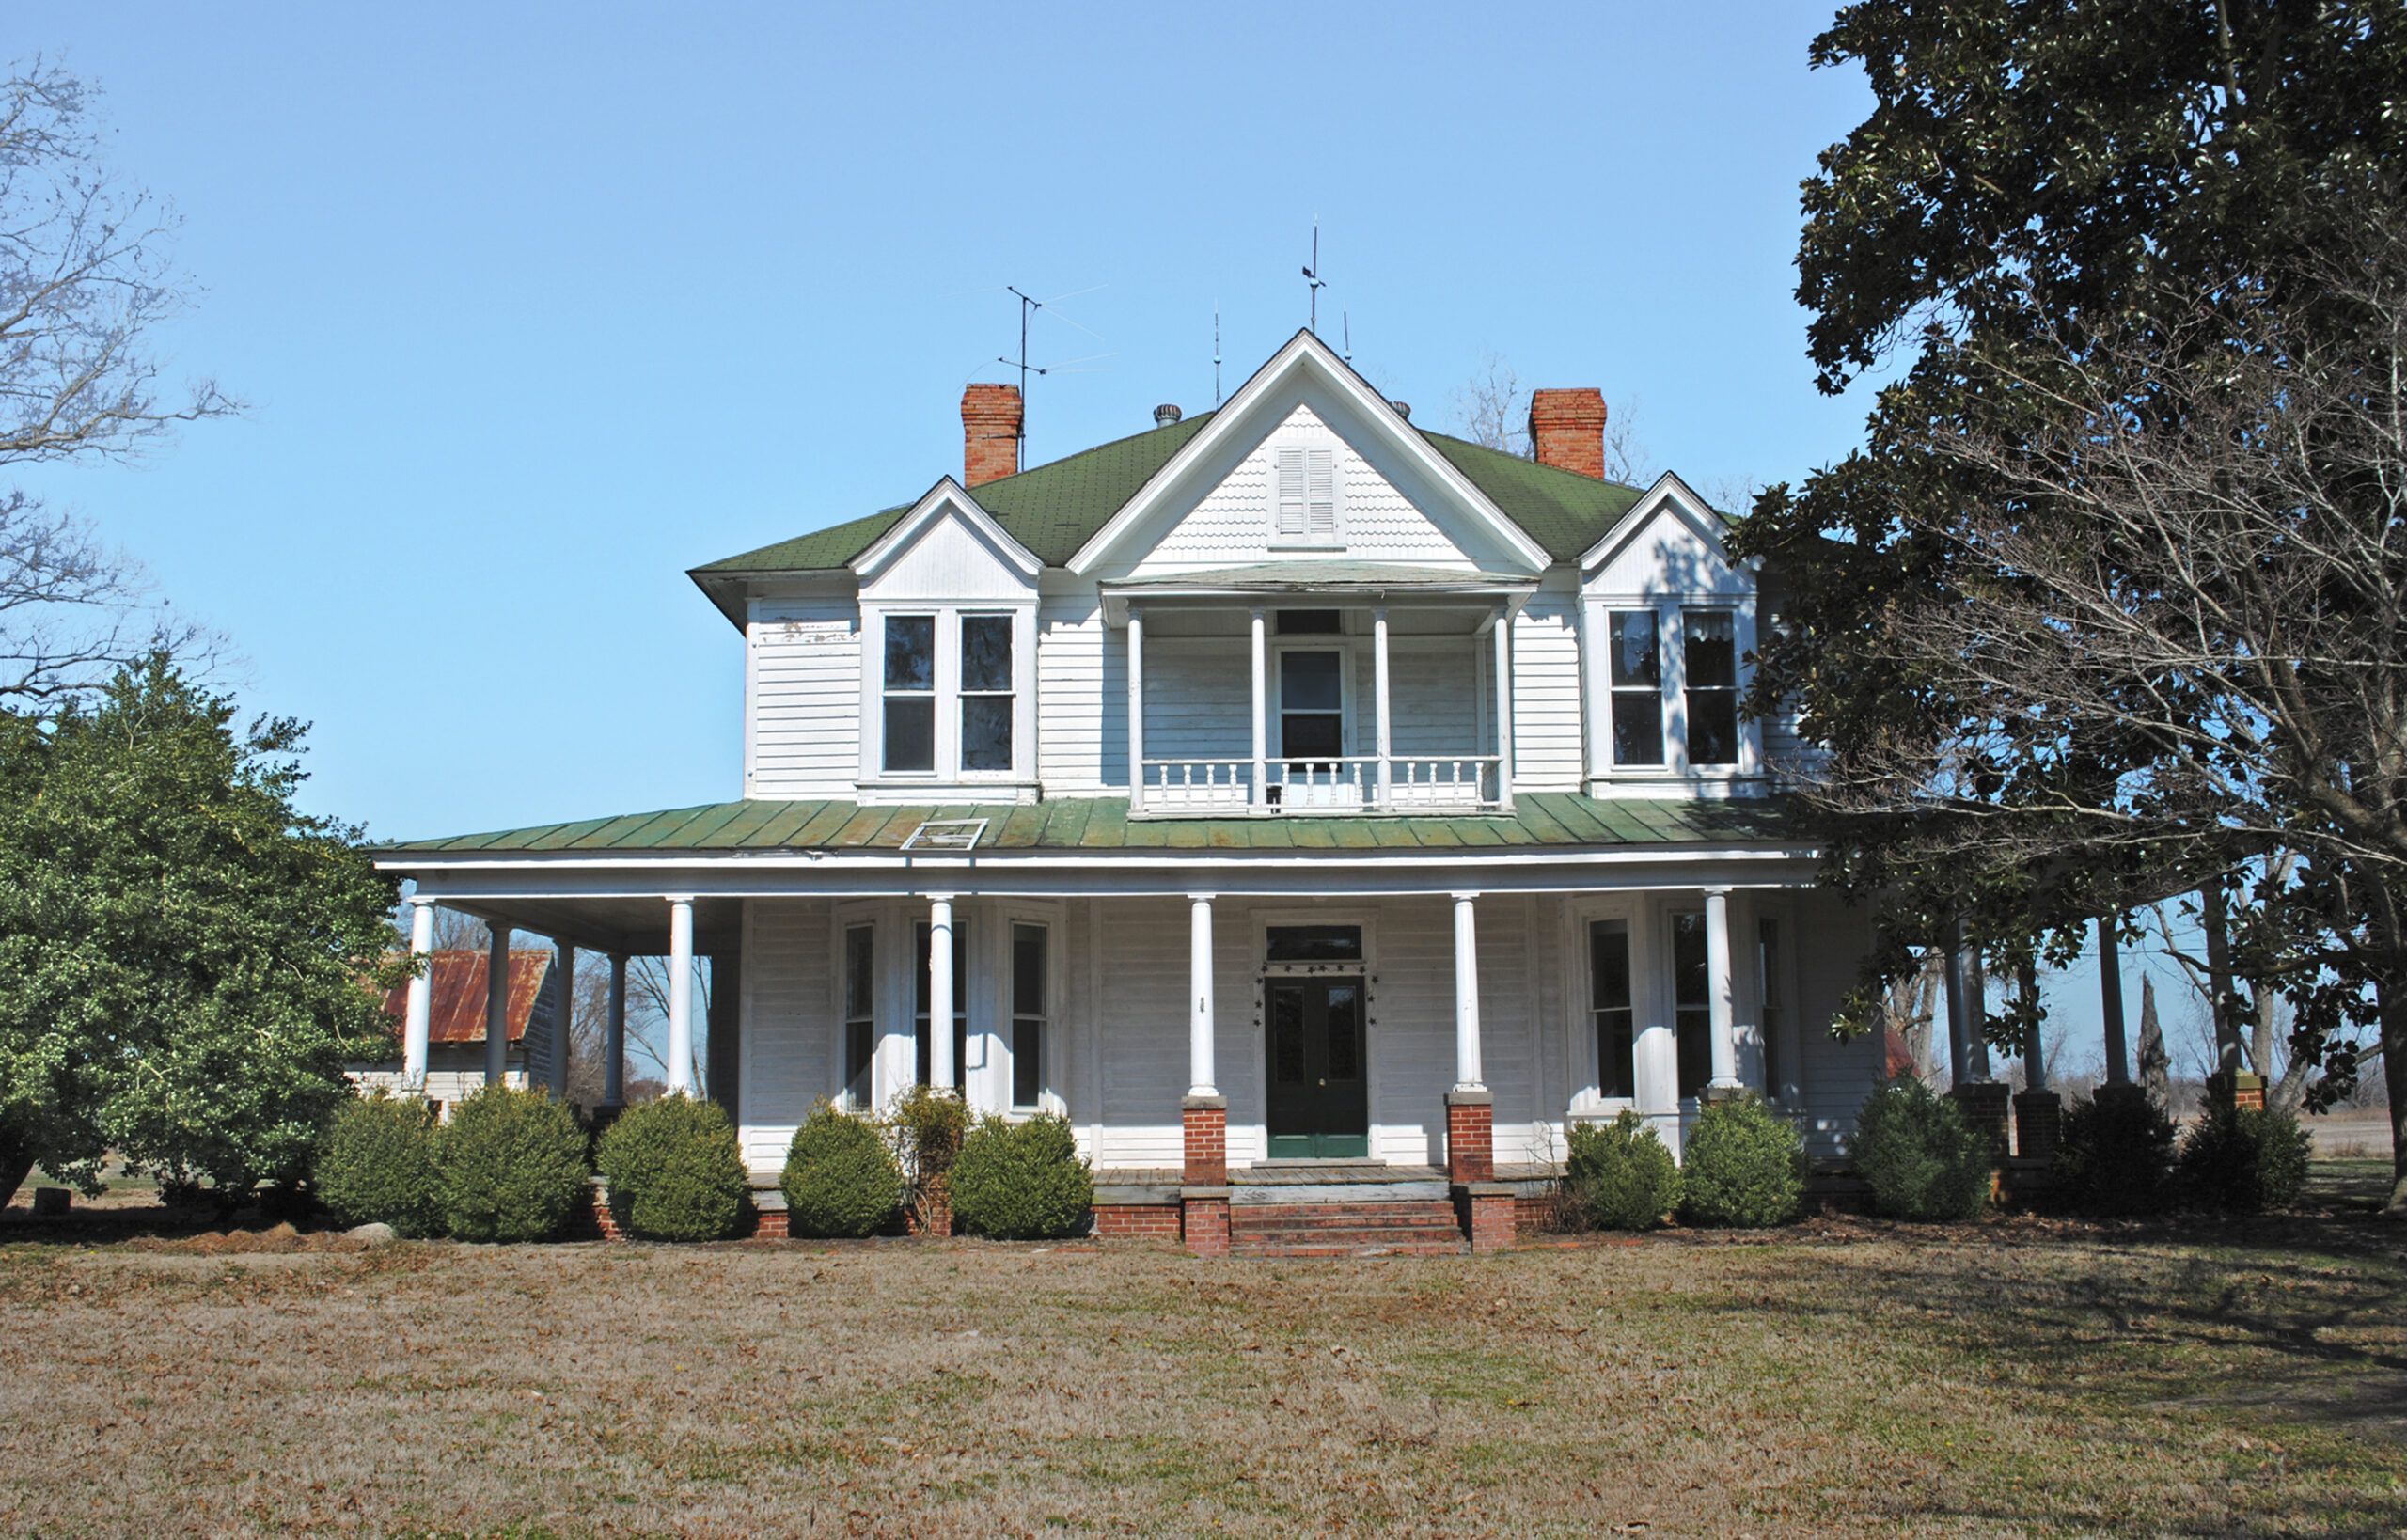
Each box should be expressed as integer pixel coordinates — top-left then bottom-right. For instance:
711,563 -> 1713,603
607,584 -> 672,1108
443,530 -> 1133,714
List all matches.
1510,591 -> 1584,790
1791,893 -> 1880,1159
1037,592 -> 1114,790
739,897 -> 834,1171
1095,898 -> 1190,1167
749,600 -> 860,798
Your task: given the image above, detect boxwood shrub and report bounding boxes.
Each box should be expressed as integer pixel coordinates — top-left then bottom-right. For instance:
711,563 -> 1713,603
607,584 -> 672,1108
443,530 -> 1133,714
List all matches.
951,1113 -> 1093,1239
2178,1105 -> 2312,1213
434,1085 -> 591,1242
781,1102 -> 904,1238
2053,1090 -> 2177,1216
1566,1110 -> 1681,1230
1851,1077 -> 1994,1221
595,1094 -> 749,1241
1679,1094 -> 1806,1228
316,1093 -> 444,1237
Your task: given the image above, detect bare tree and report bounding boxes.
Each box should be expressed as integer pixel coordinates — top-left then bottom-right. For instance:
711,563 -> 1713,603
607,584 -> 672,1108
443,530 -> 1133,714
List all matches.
1449,351 -> 1650,484
0,62 -> 233,701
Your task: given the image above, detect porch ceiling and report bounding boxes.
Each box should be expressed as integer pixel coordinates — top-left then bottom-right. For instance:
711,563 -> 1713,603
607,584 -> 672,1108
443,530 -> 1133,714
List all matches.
422,893 -> 744,956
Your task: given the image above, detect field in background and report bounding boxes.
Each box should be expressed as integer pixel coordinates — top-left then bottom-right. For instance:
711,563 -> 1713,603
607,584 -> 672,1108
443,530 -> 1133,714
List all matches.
0,1164 -> 2400,1537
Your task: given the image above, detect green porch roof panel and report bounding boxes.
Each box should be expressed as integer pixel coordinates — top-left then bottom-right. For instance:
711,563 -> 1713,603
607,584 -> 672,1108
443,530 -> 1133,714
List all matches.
376,793 -> 1810,857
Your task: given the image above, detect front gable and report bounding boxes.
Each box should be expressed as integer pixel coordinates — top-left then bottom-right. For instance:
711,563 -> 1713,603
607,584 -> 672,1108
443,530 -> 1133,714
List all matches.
1579,473 -> 1749,600
1069,330 -> 1550,580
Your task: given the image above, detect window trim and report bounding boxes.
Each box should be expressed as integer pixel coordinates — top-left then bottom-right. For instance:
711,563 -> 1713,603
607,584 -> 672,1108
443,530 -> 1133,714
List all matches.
1583,595 -> 1762,784
857,600 -> 1037,789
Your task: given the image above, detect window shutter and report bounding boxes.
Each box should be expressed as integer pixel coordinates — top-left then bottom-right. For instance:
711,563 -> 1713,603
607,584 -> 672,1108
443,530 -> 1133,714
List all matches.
1306,448 -> 1337,539
1274,445 -> 1307,537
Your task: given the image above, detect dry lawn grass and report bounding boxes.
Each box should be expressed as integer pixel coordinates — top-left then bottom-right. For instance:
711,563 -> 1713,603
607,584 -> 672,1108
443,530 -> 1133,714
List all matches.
1,1178 -> 2402,1537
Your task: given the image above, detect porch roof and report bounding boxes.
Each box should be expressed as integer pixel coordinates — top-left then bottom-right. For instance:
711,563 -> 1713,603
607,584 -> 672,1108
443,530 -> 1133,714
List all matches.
376,792 -> 1809,858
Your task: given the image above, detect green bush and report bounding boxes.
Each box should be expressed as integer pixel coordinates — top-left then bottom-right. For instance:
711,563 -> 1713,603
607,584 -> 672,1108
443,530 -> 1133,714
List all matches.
1565,1111 -> 1682,1230
883,1084 -> 971,1234
315,1093 -> 445,1236
2053,1090 -> 2177,1216
781,1102 -> 904,1238
1851,1078 -> 1994,1221
951,1113 -> 1094,1239
2178,1105 -> 2312,1214
595,1094 -> 749,1241
433,1085 -> 590,1242
1679,1095 -> 1806,1228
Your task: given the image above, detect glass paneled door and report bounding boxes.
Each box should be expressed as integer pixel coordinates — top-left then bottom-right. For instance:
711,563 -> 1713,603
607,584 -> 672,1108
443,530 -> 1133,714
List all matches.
1265,977 -> 1369,1159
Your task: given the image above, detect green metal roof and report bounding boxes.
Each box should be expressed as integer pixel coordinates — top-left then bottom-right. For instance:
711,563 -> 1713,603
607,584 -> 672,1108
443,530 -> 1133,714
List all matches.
378,793 -> 1810,858
691,419 -> 1656,579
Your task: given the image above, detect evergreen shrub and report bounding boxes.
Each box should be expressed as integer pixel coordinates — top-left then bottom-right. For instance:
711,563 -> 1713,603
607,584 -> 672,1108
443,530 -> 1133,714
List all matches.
1565,1110 -> 1682,1230
950,1113 -> 1093,1239
2053,1090 -> 2177,1216
1679,1094 -> 1806,1228
1851,1077 -> 1994,1221
781,1101 -> 904,1238
434,1085 -> 590,1242
315,1093 -> 444,1237
595,1094 -> 749,1241
2178,1105 -> 2312,1213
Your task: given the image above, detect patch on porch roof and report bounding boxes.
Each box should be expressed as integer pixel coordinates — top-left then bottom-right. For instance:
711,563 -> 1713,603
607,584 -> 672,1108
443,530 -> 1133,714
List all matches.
375,793 -> 1809,857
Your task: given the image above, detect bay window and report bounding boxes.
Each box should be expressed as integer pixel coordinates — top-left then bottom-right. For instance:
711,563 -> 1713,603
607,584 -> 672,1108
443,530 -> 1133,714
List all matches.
1671,911 -> 1710,1099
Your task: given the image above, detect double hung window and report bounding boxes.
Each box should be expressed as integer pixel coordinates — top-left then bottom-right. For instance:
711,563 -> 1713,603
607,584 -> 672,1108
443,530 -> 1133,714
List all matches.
1608,611 -> 1663,767
1278,650 -> 1345,761
959,614 -> 1014,772
1010,922 -> 1047,1108
882,616 -> 936,773
1682,611 -> 1738,767
1603,605 -> 1743,771
842,924 -> 876,1106
1588,919 -> 1636,1100
1671,911 -> 1710,1100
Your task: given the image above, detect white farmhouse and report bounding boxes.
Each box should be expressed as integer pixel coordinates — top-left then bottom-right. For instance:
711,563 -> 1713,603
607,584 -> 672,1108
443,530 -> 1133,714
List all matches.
378,330 -> 1881,1252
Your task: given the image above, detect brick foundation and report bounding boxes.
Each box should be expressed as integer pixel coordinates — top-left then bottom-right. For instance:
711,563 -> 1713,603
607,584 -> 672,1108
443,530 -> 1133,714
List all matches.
750,1205 -> 788,1240
2012,1090 -> 2063,1162
1445,1089 -> 1494,1185
1182,1188 -> 1231,1257
1093,1202 -> 1183,1240
1951,1081 -> 2014,1159
1455,1183 -> 1516,1253
1182,1095 -> 1228,1186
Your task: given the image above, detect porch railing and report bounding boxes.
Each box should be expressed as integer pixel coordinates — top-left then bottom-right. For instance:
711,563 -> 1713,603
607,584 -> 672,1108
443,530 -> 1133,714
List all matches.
1139,755 -> 1503,816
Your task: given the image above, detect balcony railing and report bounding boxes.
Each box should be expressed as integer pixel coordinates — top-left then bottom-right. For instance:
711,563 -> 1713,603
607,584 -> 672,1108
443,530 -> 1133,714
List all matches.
1139,755 -> 1503,816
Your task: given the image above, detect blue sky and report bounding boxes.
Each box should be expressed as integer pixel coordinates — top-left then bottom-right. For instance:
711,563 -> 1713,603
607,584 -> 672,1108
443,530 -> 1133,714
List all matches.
15,4 -> 2222,1078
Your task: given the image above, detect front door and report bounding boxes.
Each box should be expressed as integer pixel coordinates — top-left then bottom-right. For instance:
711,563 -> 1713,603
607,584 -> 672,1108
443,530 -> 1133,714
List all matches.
1265,977 -> 1369,1159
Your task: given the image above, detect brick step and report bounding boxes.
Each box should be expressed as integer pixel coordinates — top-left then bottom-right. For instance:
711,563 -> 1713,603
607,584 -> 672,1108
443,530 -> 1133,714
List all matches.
1233,1202 -> 1460,1224
1232,1213 -> 1465,1235
1231,1239 -> 1471,1258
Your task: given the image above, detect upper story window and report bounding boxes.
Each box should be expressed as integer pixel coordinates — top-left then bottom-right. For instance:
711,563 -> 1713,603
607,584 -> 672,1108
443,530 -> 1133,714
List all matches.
959,614 -> 1014,772
883,616 -> 936,773
1683,611 -> 1738,767
1277,649 -> 1345,760
1271,442 -> 1341,546
1604,605 -> 1744,772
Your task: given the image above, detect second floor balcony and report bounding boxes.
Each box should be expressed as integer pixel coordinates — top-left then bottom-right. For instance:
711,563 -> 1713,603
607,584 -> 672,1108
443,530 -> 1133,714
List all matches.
1103,564 -> 1533,819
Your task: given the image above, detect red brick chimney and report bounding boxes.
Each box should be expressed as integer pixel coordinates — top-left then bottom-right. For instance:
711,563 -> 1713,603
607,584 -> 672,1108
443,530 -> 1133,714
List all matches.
1528,388 -> 1608,479
961,384 -> 1023,488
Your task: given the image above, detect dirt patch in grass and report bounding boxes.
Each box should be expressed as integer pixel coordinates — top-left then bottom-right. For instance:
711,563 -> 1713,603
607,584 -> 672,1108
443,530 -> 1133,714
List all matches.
0,1194 -> 2401,1534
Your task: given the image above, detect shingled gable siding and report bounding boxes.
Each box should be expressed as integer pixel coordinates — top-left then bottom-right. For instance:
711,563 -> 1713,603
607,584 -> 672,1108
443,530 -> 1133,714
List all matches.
749,599 -> 861,797
1129,403 -> 1490,576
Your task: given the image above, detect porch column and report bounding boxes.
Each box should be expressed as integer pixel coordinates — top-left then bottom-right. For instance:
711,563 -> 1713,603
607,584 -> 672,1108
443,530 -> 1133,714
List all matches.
2014,958 -> 2062,1162
1451,894 -> 1485,1092
928,894 -> 956,1092
1490,606 -> 1514,810
1943,918 -> 1976,1086
1183,892 -> 1227,1253
1126,607 -> 1145,815
1373,606 -> 1392,810
2097,916 -> 2131,1085
549,942 -> 574,1098
1704,888 -> 1741,1094
603,951 -> 628,1108
666,896 -> 696,1095
484,920 -> 511,1086
1250,606 -> 1266,809
401,897 -> 435,1089
1187,894 -> 1217,1098
1943,919 -> 2011,1153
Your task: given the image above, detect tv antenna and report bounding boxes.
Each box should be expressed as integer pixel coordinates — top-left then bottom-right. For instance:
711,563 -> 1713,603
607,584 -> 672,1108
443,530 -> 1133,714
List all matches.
1301,220 -> 1327,332
997,284 -> 1113,464
1213,305 -> 1223,405
1342,310 -> 1352,365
